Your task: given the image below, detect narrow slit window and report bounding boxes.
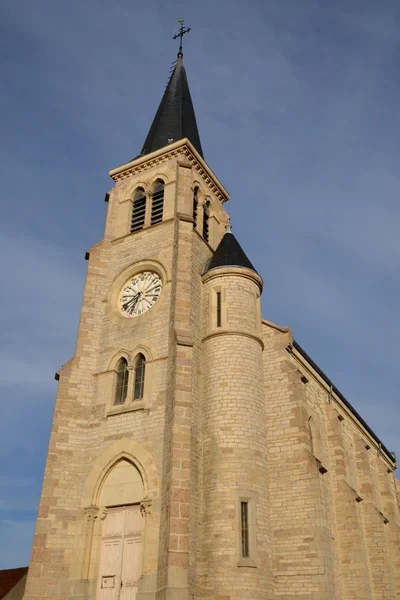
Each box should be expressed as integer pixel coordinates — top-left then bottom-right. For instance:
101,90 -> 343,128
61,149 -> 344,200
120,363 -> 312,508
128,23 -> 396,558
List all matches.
131,187 -> 146,232
203,202 -> 210,242
151,179 -> 164,225
133,354 -> 146,400
216,291 -> 221,327
193,186 -> 199,229
115,358 -> 129,404
241,502 -> 249,558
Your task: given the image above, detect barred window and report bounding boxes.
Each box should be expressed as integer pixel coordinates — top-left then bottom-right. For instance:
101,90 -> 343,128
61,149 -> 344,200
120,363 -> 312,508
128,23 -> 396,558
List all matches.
203,201 -> 210,242
151,179 -> 164,225
131,187 -> 146,233
115,358 -> 129,404
193,186 -> 199,229
134,354 -> 146,400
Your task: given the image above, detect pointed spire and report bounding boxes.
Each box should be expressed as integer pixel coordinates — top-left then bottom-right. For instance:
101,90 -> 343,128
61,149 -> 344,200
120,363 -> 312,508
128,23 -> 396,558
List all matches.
140,54 -> 203,158
205,224 -> 258,274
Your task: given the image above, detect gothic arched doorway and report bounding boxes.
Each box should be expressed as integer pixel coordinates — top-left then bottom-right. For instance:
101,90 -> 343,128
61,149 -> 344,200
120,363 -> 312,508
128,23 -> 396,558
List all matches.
97,459 -> 144,599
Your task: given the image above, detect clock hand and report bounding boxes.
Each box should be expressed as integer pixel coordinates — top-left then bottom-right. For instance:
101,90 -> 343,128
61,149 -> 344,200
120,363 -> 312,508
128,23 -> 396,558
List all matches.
128,296 -> 141,315
122,292 -> 140,312
123,291 -> 139,303
143,283 -> 160,295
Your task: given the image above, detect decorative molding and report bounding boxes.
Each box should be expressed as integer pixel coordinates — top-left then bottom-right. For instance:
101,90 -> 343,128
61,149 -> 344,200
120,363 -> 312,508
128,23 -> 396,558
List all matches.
176,212 -> 194,223
202,266 -> 263,293
237,557 -> 257,568
175,330 -> 194,347
140,498 -> 152,517
176,157 -> 192,169
106,401 -> 145,417
202,330 -> 264,350
81,438 -> 160,508
110,145 -> 228,204
84,506 -> 100,521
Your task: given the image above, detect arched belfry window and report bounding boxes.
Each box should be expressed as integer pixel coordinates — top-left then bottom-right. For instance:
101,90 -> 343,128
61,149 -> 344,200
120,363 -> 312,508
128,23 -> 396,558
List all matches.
134,354 -> 146,400
193,186 -> 199,229
203,201 -> 210,242
131,187 -> 146,233
115,358 -> 129,404
151,179 -> 164,225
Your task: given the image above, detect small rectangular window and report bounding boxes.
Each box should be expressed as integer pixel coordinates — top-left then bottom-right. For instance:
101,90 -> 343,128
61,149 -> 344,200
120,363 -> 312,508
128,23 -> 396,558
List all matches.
241,501 -> 249,558
216,291 -> 221,328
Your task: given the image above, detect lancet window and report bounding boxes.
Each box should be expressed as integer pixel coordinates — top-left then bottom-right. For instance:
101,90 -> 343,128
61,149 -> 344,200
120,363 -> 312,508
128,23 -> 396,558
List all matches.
115,358 -> 129,404
131,187 -> 146,232
133,354 -> 146,400
151,179 -> 164,225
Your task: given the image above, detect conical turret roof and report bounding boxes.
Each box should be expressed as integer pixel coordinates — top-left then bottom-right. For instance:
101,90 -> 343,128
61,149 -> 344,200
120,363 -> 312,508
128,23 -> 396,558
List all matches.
140,55 -> 203,158
205,229 -> 258,274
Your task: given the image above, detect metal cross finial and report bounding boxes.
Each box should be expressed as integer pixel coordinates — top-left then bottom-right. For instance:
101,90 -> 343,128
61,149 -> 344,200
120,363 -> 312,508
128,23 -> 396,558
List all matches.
173,18 -> 191,57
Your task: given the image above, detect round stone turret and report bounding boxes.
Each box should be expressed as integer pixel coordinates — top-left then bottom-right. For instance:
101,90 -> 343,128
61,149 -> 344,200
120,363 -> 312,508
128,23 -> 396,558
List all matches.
201,229 -> 271,599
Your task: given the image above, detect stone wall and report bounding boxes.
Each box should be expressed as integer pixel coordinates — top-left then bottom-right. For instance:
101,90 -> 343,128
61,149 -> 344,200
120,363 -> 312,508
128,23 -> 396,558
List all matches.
23,144 -> 226,600
262,321 -> 400,600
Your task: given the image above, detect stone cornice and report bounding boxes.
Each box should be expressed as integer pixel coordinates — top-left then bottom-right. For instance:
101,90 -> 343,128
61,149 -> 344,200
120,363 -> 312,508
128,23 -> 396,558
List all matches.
109,139 -> 229,204
202,330 -> 264,350
202,265 -> 263,293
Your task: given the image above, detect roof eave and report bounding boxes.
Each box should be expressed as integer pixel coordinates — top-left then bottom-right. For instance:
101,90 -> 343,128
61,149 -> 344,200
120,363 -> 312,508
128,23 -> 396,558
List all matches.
109,138 -> 230,203
289,340 -> 396,469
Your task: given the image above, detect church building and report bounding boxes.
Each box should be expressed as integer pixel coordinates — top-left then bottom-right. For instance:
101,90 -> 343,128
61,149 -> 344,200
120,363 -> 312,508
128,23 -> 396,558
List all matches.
23,31 -> 400,600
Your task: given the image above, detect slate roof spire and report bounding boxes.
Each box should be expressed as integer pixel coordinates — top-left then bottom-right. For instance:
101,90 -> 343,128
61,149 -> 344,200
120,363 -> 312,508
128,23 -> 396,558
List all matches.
140,26 -> 203,159
205,221 -> 259,275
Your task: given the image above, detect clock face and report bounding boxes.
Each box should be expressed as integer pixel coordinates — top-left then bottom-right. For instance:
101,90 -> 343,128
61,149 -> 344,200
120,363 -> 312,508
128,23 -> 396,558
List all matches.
119,271 -> 162,318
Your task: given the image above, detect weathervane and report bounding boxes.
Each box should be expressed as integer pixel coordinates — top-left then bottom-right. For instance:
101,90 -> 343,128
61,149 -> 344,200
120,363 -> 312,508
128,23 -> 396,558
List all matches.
173,18 -> 191,57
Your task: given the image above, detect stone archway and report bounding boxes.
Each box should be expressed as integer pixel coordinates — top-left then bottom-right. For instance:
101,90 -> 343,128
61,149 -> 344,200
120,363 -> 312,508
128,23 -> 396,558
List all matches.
81,438 -> 159,509
80,440 -> 160,600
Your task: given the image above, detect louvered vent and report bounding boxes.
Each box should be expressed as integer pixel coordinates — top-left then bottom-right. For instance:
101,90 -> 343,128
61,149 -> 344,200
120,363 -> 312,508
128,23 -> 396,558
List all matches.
193,186 -> 198,229
151,180 -> 164,225
131,188 -> 146,233
203,202 -> 210,242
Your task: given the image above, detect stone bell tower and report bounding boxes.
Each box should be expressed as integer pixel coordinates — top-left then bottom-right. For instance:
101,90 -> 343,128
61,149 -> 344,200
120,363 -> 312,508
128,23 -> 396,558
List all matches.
23,34 -> 234,599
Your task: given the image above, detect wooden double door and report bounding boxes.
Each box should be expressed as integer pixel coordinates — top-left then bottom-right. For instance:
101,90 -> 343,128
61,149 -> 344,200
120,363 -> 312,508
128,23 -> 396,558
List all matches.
98,505 -> 142,600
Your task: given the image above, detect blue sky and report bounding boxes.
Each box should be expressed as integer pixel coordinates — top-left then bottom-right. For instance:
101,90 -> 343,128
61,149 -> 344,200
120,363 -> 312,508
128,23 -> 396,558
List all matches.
1,0 -> 399,569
